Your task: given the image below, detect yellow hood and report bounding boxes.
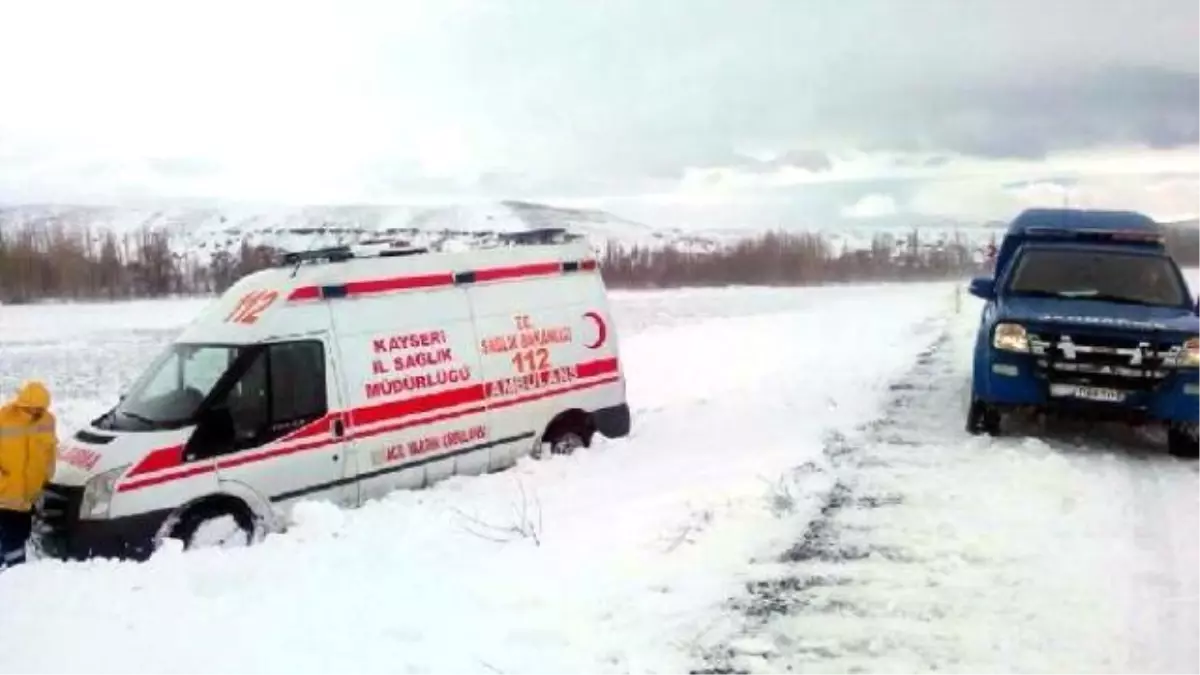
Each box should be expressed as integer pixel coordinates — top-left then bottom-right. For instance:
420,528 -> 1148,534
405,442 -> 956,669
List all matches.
14,380 -> 50,410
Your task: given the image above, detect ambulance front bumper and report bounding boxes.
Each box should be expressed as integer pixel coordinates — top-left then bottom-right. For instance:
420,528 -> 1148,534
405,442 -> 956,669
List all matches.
33,483 -> 169,562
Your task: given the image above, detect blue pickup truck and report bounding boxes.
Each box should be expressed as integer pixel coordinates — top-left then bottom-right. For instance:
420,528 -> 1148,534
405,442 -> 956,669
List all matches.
966,208 -> 1199,458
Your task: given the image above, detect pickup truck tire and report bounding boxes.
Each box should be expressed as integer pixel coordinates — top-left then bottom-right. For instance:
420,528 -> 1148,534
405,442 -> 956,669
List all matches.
1167,423 -> 1199,460
966,396 -> 1002,436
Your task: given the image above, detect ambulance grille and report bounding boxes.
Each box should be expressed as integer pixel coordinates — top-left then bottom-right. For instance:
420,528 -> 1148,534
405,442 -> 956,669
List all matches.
33,483 -> 82,537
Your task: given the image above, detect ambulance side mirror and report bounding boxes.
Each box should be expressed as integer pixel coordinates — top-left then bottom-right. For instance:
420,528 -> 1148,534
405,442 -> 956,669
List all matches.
186,406 -> 235,460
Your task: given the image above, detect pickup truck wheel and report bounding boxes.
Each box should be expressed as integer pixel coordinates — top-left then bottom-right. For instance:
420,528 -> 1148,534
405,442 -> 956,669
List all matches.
1167,423 -> 1199,460
966,397 -> 1002,436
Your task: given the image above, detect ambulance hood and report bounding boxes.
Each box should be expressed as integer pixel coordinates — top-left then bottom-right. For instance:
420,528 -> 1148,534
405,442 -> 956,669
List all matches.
54,424 -> 195,487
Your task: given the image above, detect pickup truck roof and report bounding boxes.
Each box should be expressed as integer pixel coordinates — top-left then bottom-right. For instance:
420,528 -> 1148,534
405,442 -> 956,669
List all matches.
995,207 -> 1167,278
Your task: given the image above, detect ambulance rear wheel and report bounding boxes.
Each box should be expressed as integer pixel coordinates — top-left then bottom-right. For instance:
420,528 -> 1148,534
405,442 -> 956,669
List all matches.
549,430 -> 587,455
169,499 -> 257,550
535,412 -> 595,459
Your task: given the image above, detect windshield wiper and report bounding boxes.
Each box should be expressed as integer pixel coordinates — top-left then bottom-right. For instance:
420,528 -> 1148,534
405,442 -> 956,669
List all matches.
1016,289 -> 1165,306
1011,290 -> 1063,299
119,410 -> 160,426
1060,291 -> 1171,307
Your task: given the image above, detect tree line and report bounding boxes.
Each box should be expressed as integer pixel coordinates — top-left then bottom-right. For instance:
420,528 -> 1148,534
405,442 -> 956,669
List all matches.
0,222 -> 275,303
0,220 -> 1194,304
598,229 -> 988,288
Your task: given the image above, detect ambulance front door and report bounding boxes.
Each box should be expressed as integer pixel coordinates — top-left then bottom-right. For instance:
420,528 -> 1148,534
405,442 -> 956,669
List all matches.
200,335 -> 356,512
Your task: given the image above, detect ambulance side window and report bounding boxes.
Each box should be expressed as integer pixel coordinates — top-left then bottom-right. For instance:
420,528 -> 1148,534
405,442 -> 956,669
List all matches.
198,340 -> 327,456
268,340 -> 327,430
226,350 -> 269,448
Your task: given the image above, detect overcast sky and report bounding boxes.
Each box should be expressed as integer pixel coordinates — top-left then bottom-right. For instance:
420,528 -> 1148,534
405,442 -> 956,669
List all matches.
0,0 -> 1196,227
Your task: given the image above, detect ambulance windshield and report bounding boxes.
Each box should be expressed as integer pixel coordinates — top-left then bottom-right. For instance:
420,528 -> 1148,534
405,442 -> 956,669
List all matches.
102,343 -> 243,431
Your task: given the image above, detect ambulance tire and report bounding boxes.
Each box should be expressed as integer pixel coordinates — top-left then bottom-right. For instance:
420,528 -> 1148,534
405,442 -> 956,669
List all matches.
535,411 -> 595,459
168,498 -> 258,551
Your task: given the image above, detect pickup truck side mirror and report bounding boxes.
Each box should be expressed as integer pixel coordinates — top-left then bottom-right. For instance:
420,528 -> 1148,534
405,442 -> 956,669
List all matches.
968,276 -> 995,300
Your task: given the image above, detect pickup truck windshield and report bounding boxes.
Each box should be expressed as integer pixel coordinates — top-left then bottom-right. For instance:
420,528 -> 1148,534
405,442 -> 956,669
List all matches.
1007,249 -> 1188,308
99,343 -> 244,431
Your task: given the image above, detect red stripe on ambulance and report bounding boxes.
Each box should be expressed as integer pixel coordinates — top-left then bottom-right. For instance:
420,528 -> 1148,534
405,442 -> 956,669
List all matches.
473,261 -> 562,283
286,286 -> 320,301
126,445 -> 185,477
345,272 -> 454,296
115,357 -> 621,493
117,462 -> 217,492
352,383 -> 486,427
350,405 -> 489,443
279,414 -> 339,442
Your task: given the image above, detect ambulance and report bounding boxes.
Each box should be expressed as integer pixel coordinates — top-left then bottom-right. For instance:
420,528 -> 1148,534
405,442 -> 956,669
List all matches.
33,231 -> 631,560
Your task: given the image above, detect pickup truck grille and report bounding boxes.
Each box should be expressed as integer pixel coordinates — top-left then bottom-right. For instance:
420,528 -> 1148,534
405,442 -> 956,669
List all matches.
1027,330 -> 1179,393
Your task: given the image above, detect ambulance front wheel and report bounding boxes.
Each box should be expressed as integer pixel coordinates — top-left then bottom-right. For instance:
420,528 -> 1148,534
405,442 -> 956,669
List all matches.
168,498 -> 258,550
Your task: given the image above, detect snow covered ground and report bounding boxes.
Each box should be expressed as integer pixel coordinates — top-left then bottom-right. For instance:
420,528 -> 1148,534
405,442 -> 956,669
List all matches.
0,275 -> 1196,673
0,283 -> 950,672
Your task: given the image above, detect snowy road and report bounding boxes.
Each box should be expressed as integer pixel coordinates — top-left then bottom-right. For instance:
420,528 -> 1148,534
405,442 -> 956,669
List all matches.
695,290 -> 1199,674
0,279 -> 1196,674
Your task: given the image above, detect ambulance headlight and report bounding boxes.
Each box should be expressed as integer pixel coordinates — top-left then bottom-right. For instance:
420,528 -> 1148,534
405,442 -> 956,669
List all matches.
80,464 -> 129,520
1180,337 -> 1200,367
993,323 -> 1029,353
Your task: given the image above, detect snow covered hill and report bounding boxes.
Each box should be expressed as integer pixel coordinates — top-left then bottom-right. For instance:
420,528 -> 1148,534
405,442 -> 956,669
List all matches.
0,201 -> 1004,265
0,201 -> 706,264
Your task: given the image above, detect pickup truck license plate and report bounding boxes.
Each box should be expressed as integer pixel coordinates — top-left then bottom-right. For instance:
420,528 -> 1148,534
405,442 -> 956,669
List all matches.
1049,383 -> 1125,403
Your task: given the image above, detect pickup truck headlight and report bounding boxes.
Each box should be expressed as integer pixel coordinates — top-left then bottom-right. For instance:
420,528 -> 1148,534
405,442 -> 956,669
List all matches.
1179,337 -> 1199,367
79,464 -> 129,520
993,322 -> 1029,353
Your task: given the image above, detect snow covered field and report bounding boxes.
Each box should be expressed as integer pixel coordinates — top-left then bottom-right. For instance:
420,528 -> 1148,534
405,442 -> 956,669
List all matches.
0,276 -> 1196,674
0,283 -> 950,673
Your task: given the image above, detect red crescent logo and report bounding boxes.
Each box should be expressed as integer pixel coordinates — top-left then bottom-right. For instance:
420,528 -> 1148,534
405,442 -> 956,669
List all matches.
583,311 -> 607,349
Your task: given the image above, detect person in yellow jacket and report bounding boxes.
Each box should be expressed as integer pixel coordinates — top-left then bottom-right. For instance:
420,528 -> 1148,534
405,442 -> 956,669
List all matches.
0,381 -> 57,569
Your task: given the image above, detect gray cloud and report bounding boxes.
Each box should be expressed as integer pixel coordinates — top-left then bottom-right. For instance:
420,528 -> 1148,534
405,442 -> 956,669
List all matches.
872,66 -> 1199,159
0,0 -> 1196,204
415,0 -> 1197,180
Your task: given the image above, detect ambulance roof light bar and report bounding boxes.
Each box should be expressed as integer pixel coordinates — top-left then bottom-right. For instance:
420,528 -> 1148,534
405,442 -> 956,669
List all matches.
279,245 -> 355,266
275,228 -> 587,269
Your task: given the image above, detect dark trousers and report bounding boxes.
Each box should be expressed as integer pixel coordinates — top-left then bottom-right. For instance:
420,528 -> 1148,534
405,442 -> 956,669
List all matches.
0,509 -> 32,570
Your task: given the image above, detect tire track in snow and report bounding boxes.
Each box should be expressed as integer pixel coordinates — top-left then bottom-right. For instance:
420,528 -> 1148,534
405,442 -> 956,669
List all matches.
693,305 -> 1199,674
691,315 -> 955,674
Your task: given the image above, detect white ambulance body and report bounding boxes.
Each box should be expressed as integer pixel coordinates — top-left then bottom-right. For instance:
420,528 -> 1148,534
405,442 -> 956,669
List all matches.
35,237 -> 630,559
